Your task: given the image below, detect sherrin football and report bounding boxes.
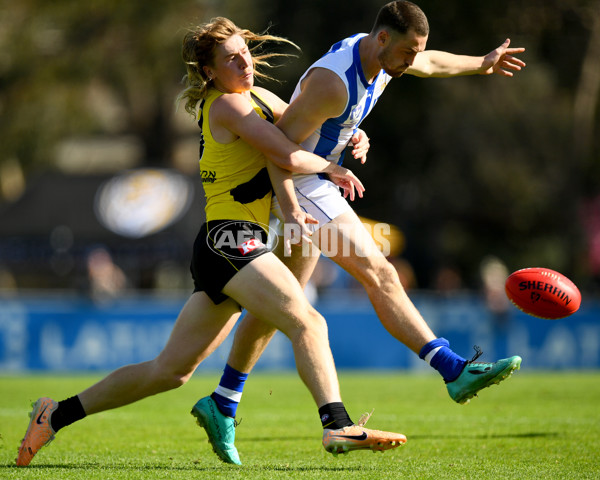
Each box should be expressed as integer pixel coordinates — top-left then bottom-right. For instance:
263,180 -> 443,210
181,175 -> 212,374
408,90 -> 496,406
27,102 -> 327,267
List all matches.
505,267 -> 581,320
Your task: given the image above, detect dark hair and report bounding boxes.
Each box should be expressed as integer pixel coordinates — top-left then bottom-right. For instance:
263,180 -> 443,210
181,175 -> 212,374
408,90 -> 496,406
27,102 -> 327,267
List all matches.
372,1 -> 429,37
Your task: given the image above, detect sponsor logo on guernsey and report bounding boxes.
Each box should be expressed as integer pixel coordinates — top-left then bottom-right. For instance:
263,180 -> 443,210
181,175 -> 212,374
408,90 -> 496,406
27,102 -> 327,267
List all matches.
201,170 -> 217,183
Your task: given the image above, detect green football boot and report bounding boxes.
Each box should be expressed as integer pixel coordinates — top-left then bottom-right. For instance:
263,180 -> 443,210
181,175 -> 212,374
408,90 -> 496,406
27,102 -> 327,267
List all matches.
191,396 -> 241,465
447,347 -> 522,404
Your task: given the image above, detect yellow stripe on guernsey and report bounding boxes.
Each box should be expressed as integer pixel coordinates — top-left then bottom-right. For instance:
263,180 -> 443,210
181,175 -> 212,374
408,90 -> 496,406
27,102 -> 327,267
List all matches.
199,88 -> 274,227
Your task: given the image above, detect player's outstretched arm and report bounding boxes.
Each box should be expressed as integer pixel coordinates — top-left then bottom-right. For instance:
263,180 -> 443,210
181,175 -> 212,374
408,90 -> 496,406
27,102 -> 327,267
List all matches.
407,38 -> 525,78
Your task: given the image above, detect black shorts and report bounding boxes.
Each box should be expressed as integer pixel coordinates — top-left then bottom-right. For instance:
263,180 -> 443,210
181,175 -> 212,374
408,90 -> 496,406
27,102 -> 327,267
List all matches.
190,220 -> 270,305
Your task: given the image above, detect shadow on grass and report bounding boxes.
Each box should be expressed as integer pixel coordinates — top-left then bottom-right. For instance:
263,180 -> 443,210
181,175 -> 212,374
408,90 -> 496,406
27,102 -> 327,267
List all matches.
248,464 -> 379,472
235,431 -> 556,443
238,435 -> 314,442
1,462 -> 372,473
2,462 -> 194,471
409,431 -> 555,440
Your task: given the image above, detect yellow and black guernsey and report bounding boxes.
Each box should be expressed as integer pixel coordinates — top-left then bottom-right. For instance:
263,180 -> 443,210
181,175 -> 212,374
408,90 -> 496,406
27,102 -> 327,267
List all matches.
198,88 -> 274,226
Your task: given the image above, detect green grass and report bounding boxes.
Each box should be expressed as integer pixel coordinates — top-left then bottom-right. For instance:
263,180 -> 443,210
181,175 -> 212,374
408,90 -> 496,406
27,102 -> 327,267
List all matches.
1,371 -> 599,479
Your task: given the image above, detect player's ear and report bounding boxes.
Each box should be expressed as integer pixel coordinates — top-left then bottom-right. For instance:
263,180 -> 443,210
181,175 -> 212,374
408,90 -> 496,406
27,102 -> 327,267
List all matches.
203,66 -> 214,80
377,29 -> 390,47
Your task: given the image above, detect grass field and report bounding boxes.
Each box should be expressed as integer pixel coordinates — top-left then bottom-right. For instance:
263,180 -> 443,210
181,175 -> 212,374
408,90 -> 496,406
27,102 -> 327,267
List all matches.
1,371 -> 599,479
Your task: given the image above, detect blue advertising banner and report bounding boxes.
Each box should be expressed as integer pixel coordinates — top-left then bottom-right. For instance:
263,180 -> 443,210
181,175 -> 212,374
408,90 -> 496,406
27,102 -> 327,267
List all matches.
0,292 -> 598,372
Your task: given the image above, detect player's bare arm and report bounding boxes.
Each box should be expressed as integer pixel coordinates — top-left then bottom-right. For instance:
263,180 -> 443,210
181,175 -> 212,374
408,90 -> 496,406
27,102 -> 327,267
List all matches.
250,88 -> 320,245
211,91 -> 364,196
277,69 -> 365,201
276,67 -> 348,144
266,161 -> 318,252
407,39 -> 525,78
256,84 -> 367,202
264,80 -> 369,165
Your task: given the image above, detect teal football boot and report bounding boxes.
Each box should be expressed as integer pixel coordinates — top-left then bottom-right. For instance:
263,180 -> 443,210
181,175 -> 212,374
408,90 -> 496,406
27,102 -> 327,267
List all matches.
191,396 -> 241,465
447,347 -> 522,404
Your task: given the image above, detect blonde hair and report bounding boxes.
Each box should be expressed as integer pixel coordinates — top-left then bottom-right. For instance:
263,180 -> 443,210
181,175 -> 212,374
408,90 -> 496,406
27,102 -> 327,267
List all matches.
177,17 -> 299,117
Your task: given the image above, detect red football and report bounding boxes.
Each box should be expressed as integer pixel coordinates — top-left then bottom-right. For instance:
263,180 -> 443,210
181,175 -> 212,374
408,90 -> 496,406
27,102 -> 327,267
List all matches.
505,267 -> 581,319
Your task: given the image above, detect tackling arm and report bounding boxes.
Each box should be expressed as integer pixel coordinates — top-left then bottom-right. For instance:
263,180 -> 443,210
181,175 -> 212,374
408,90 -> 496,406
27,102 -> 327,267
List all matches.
210,91 -> 364,196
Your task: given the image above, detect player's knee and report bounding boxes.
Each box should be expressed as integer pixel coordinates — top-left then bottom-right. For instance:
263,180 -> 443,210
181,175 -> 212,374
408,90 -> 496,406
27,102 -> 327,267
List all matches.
163,370 -> 194,390
150,360 -> 194,391
309,308 -> 328,335
170,370 -> 194,388
360,256 -> 401,291
293,307 -> 328,341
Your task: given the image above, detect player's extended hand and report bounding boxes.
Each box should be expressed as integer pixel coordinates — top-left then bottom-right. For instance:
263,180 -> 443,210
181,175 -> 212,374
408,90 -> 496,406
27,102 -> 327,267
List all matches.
327,166 -> 365,201
481,38 -> 526,77
282,209 -> 318,256
350,129 -> 370,164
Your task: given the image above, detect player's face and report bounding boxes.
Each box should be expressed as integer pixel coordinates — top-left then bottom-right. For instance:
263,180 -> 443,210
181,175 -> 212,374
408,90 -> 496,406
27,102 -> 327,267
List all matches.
379,29 -> 427,77
207,34 -> 254,93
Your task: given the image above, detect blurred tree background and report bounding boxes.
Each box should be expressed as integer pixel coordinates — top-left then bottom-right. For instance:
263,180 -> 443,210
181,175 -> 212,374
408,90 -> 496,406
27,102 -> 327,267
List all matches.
0,0 -> 599,292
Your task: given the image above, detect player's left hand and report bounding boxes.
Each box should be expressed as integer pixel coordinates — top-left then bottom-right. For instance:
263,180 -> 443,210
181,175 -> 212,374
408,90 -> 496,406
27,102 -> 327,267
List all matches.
481,38 -> 526,77
327,166 -> 364,201
350,129 -> 370,164
282,209 -> 318,256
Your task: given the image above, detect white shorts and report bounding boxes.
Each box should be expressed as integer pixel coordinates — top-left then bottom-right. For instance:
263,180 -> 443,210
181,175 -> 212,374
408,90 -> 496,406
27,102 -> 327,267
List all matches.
270,173 -> 352,235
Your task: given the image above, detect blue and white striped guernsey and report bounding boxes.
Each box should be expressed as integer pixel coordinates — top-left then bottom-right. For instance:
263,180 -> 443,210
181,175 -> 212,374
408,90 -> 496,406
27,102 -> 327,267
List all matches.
290,33 -> 392,166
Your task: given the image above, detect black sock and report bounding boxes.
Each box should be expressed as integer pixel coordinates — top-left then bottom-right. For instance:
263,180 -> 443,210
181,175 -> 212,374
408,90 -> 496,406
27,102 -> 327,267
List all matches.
319,402 -> 354,430
50,395 -> 87,432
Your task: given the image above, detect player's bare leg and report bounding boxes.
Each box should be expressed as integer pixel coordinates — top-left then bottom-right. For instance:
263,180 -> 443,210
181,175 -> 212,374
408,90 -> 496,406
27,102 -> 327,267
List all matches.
18,293 -> 241,467
226,252 -> 406,451
226,237 -> 321,373
194,237 -> 406,461
319,209 -> 436,353
224,251 -> 339,405
192,243 -> 321,465
321,210 -> 520,402
78,293 -> 241,414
